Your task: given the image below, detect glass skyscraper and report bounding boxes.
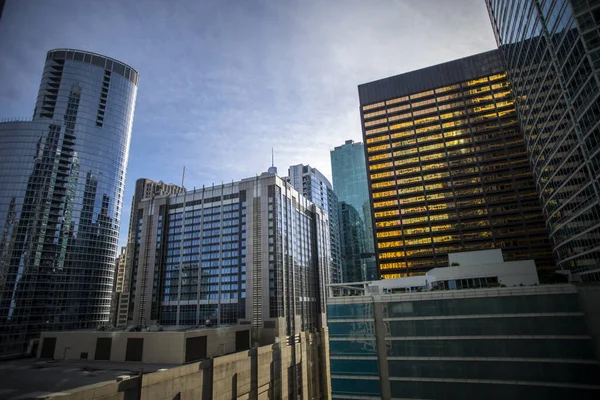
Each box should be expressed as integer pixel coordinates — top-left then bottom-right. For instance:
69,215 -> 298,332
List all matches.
486,0 -> 600,280
0,49 -> 138,354
287,164 -> 342,284
358,51 -> 555,279
331,140 -> 377,281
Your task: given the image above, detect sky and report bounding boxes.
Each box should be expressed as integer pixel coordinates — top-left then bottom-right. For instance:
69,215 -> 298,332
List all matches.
0,0 -> 497,247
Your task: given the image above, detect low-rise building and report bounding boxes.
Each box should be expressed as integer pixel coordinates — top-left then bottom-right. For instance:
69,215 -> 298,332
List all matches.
327,250 -> 600,400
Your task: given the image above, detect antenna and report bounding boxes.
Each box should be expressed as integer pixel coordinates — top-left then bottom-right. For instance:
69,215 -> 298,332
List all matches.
271,147 -> 274,167
181,166 -> 185,188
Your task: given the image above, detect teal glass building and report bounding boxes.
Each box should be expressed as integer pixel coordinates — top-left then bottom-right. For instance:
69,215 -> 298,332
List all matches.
331,140 -> 377,280
328,284 -> 600,399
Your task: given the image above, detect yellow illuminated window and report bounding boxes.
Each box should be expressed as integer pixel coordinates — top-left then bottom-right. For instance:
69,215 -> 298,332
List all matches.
489,73 -> 507,81
411,90 -> 434,100
427,192 -> 450,201
415,125 -> 441,135
380,263 -> 407,270
440,110 -> 465,119
443,129 -> 469,138
367,143 -> 391,153
491,82 -> 509,90
366,135 -> 388,144
400,185 -> 424,195
402,215 -> 428,225
392,138 -> 417,148
365,126 -> 389,136
405,237 -> 432,246
369,153 -> 392,162
496,100 -> 515,108
369,162 -> 393,171
425,183 -> 444,191
380,251 -> 407,259
470,112 -> 498,123
386,96 -> 409,105
412,98 -> 436,108
431,224 -> 452,232
429,213 -> 450,221
376,230 -> 401,239
372,180 -> 395,189
390,121 -> 414,130
399,195 -> 425,205
371,171 -> 395,180
373,200 -> 398,208
376,220 -> 401,228
390,130 -> 414,139
417,133 -> 442,143
375,209 -> 400,218
471,103 -> 496,113
424,171 -> 449,181
436,84 -> 461,94
365,117 -> 387,127
401,205 -> 427,214
468,94 -> 493,105
373,189 -> 398,198
404,226 -> 430,235
494,90 -> 511,99
412,106 -> 437,117
414,116 -> 439,126
465,77 -> 489,86
388,112 -> 412,122
442,119 -> 468,129
395,156 -> 420,166
363,102 -> 385,111
388,104 -> 411,113
378,240 -> 403,249
396,166 -> 421,176
467,86 -> 491,96
382,273 -> 408,279
420,153 -> 444,162
428,203 -> 448,212
419,143 -> 444,152
364,109 -> 386,119
397,176 -> 423,185
446,138 -> 470,147
421,162 -> 445,171
393,148 -> 418,157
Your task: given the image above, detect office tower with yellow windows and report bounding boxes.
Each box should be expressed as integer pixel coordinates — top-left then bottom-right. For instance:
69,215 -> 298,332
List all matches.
358,50 -> 556,280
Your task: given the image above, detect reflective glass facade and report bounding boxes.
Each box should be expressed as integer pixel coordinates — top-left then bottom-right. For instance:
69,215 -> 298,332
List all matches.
287,164 -> 342,284
358,51 -> 555,279
331,140 -> 377,280
486,0 -> 600,278
0,49 -> 138,354
126,174 -> 329,338
328,286 -> 600,400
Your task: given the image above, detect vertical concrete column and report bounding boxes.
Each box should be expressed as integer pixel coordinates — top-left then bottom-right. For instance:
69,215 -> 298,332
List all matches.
373,301 -> 391,399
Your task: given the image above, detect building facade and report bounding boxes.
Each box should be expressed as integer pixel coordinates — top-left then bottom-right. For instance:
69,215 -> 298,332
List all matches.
358,50 -> 556,280
109,246 -> 127,326
486,0 -> 600,279
117,178 -> 185,327
331,140 -> 377,280
124,172 -> 329,342
338,202 -> 367,283
287,164 -> 342,284
0,49 -> 138,355
327,253 -> 600,400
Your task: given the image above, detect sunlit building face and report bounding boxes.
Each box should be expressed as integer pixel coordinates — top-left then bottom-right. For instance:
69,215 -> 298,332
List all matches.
358,50 -> 555,280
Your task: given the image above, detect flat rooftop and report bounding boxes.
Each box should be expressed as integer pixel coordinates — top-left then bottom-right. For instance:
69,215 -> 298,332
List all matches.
0,358 -> 176,399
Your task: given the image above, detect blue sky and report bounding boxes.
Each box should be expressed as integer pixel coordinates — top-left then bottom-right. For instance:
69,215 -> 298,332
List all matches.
0,0 -> 496,247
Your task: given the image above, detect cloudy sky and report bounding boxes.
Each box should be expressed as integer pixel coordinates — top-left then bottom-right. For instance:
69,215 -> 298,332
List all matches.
0,0 -> 497,246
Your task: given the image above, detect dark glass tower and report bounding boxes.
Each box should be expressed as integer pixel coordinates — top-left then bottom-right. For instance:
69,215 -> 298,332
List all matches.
331,140 -> 377,281
358,50 -> 555,279
0,49 -> 138,354
486,0 -> 600,280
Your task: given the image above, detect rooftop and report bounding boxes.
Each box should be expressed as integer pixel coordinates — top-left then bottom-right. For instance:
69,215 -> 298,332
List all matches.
0,358 -> 174,400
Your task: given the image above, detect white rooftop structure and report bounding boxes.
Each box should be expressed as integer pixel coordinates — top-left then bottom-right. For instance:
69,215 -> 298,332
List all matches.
328,249 -> 539,296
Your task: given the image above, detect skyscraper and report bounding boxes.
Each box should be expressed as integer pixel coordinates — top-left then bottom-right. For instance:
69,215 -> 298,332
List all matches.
117,178 -> 185,327
125,171 -> 329,338
0,49 -> 138,355
287,164 -> 342,284
486,0 -> 600,280
358,50 -> 555,279
331,140 -> 377,280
